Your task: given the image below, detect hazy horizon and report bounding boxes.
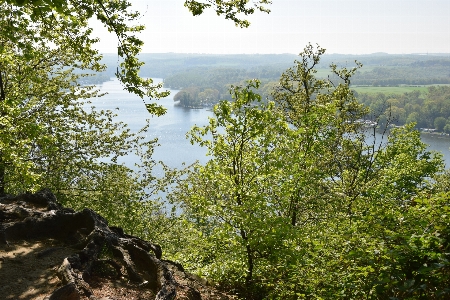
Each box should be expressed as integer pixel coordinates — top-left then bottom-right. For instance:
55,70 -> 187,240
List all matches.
90,0 -> 450,55
98,51 -> 450,56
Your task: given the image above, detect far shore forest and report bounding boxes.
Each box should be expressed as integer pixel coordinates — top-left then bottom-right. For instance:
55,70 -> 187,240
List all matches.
89,52 -> 450,133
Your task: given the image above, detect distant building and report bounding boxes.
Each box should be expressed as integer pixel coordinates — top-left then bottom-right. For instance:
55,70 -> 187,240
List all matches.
421,128 -> 437,132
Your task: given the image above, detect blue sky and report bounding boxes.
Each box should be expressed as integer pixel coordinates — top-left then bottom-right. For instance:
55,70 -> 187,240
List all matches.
91,0 -> 450,54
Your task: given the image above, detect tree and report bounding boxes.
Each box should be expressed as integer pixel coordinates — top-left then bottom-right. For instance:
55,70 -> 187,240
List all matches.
434,116 -> 447,132
173,86 -> 202,108
269,46 -> 444,297
168,45 -> 446,299
168,45 -> 368,295
271,43 -> 372,227
0,3 -> 177,243
0,0 -> 269,193
198,88 -> 220,106
406,112 -> 419,126
444,123 -> 450,134
0,0 -> 273,119
1,1 -> 169,114
184,0 -> 271,28
0,5 -> 87,190
169,80 -> 293,295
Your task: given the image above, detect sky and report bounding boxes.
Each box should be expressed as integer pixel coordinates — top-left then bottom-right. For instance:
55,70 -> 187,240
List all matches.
91,0 -> 450,55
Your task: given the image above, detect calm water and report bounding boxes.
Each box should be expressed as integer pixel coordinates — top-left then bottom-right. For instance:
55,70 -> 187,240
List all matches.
90,78 -> 213,173
91,78 -> 450,171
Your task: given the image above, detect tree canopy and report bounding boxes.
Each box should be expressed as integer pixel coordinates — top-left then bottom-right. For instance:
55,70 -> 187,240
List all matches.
0,0 -> 273,227
166,45 -> 448,299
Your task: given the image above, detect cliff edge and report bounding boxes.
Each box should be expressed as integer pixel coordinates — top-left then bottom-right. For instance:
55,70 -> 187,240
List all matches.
0,189 -> 233,300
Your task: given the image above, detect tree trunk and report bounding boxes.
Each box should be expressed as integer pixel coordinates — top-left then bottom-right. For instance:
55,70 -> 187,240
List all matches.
245,243 -> 253,286
0,69 -> 5,195
240,229 -> 253,287
0,158 -> 4,196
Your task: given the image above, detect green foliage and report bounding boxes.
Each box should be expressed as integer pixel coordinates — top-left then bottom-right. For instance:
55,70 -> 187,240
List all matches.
166,66 -> 283,108
351,60 -> 450,86
352,85 -> 431,95
161,53 -> 450,114
368,124 -> 443,201
170,80 -> 293,291
3,0 -> 448,294
358,86 -> 450,129
0,1 -> 180,243
0,0 -> 276,239
434,116 -> 447,131
2,0 -> 272,115
168,45 -> 447,299
0,0 -> 169,114
329,192 -> 450,299
0,39 -> 169,240
184,0 -> 272,28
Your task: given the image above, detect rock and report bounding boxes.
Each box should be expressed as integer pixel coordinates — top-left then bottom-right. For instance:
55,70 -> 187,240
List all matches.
0,190 -> 234,300
48,283 -> 80,300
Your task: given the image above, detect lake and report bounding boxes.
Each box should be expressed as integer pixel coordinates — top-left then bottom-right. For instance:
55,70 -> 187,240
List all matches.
91,78 -> 450,172
90,78 -> 213,174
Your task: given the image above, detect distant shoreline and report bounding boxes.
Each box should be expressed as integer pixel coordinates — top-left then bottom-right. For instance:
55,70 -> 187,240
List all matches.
421,132 -> 450,140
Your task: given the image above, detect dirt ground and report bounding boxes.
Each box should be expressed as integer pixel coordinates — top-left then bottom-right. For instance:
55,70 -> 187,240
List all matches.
0,239 -> 158,300
0,239 -> 232,300
0,190 -> 234,300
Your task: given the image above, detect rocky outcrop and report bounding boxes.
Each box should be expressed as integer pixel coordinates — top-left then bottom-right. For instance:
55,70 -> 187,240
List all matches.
0,189 -> 232,300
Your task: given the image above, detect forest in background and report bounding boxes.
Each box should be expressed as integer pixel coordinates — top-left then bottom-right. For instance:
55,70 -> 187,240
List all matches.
92,52 -> 450,85
99,53 -> 450,133
87,53 -> 450,129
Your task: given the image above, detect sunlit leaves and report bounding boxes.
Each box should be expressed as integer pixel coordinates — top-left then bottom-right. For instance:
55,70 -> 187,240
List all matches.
184,0 -> 272,28
168,45 -> 448,298
0,2 -> 172,243
1,0 -> 167,114
170,79 -> 294,289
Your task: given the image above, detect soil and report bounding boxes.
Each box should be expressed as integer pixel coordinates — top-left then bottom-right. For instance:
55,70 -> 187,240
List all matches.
0,190 -> 234,300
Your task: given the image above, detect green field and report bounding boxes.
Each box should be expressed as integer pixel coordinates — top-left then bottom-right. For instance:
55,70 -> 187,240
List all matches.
352,85 -> 431,95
